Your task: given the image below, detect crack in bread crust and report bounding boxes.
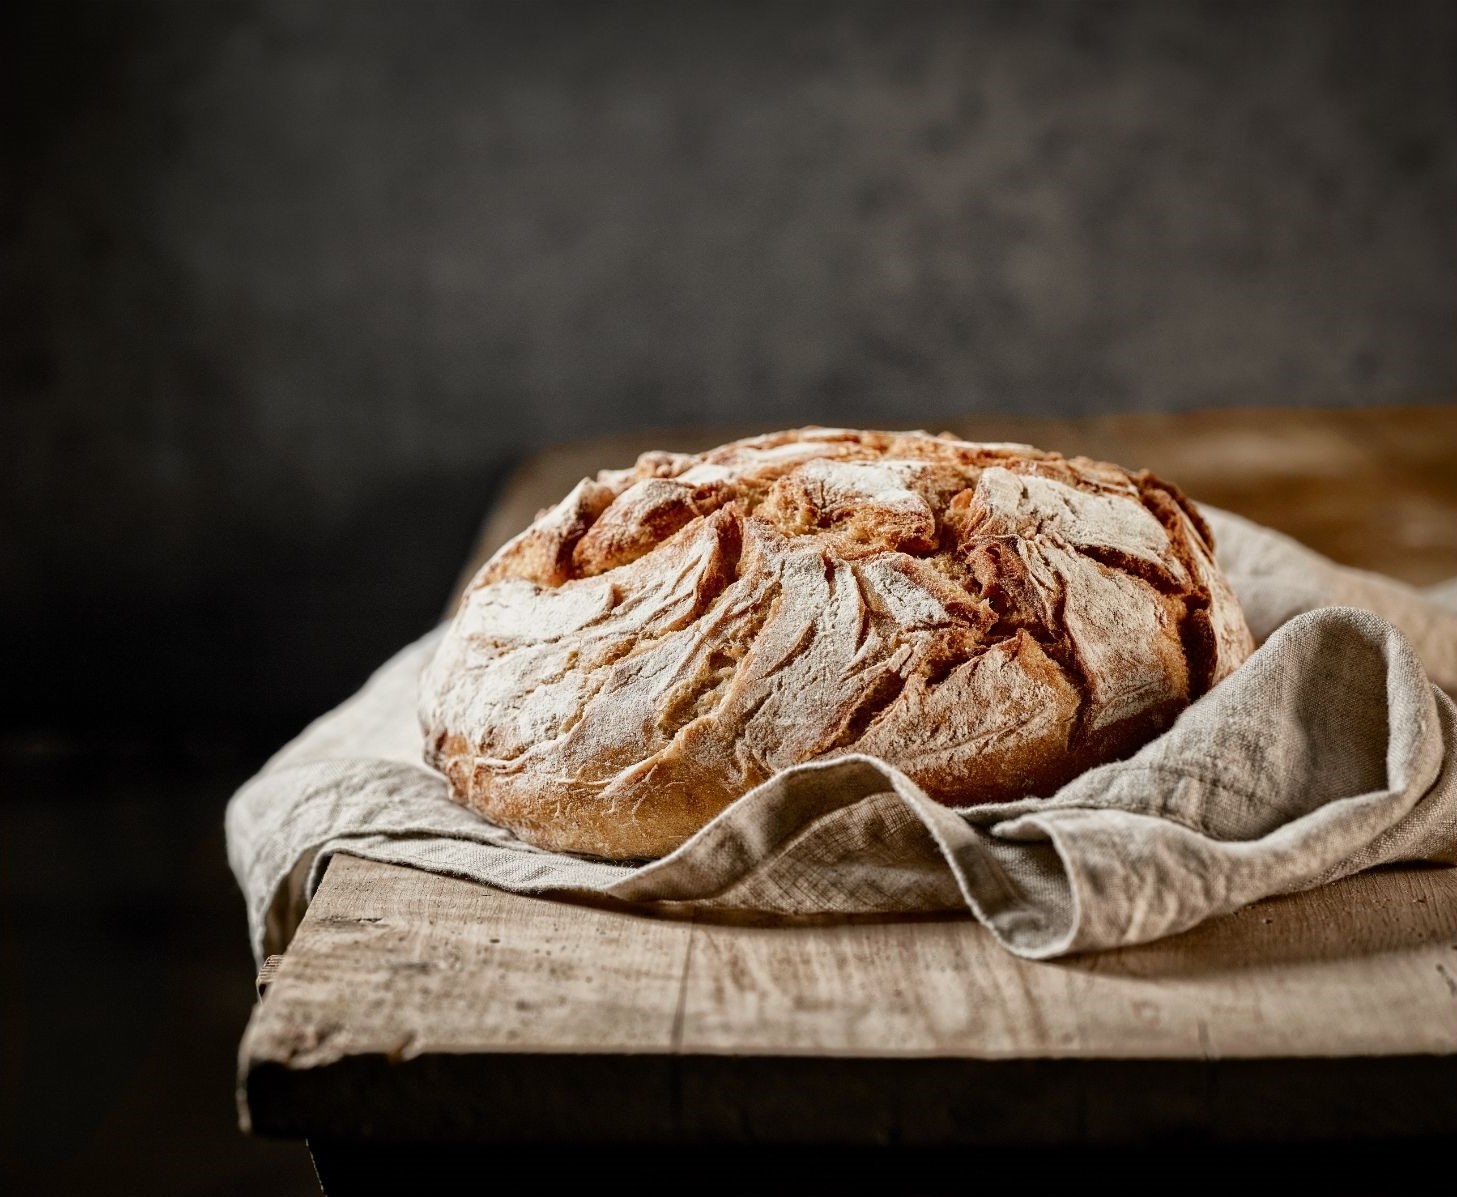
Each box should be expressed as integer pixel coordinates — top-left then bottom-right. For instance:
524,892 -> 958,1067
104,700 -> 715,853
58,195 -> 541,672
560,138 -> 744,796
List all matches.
420,428 -> 1255,860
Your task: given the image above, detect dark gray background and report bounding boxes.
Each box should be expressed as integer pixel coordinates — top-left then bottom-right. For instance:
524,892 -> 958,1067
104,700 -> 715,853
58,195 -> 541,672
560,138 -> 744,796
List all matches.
4,0 -> 1455,730
0,6 -> 1453,1190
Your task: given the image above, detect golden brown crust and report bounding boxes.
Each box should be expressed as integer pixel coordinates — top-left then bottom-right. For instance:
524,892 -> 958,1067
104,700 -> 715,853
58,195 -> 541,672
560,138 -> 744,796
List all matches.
420,428 -> 1255,860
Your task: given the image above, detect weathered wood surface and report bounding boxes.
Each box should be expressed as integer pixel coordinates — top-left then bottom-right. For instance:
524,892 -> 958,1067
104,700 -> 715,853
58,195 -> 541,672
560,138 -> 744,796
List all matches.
256,856 -> 1457,1063
243,857 -> 1457,1142
247,403 -> 1457,1146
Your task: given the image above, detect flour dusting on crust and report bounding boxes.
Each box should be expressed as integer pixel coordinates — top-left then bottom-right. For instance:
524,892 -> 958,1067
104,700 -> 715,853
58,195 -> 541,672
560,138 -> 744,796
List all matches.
420,428 -> 1255,860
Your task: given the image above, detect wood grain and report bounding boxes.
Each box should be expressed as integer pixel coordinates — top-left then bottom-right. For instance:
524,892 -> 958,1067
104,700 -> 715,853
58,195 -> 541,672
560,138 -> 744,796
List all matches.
248,404 -> 1457,1147
242,855 -> 1457,1142
677,864 -> 1457,1061
245,858 -> 690,1068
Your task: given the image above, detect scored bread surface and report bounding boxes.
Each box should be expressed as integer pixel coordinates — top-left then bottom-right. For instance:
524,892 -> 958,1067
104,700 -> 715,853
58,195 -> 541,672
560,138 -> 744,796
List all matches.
420,428 -> 1254,860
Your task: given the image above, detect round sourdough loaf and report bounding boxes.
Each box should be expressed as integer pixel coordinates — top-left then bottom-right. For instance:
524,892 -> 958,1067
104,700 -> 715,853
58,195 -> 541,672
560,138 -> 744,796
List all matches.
420,428 -> 1254,860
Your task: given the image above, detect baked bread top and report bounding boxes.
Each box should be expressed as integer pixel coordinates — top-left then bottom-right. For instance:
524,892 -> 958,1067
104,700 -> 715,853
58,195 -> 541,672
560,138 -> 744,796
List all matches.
420,428 -> 1254,860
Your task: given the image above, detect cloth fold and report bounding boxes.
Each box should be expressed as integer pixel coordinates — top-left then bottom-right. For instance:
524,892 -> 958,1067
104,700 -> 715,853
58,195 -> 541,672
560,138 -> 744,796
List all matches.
226,509 -> 1457,962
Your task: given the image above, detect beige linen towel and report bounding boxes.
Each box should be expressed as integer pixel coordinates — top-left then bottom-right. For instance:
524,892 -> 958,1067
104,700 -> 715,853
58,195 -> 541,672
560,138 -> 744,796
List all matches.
227,509 -> 1457,962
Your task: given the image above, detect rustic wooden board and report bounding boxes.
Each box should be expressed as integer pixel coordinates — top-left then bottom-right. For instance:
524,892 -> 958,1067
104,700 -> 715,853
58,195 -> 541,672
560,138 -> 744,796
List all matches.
243,856 -> 1457,1143
246,403 -> 1457,1149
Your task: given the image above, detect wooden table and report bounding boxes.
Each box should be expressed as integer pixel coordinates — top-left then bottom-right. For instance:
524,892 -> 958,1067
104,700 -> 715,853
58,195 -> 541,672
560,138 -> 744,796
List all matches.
240,405 -> 1457,1192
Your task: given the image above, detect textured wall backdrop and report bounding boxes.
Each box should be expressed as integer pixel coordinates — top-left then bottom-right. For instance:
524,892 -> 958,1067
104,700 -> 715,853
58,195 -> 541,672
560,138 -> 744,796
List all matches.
4,0 -> 1455,727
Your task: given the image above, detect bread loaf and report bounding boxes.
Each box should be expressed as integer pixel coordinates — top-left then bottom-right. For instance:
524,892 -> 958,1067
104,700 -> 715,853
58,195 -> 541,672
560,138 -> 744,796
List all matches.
420,428 -> 1254,860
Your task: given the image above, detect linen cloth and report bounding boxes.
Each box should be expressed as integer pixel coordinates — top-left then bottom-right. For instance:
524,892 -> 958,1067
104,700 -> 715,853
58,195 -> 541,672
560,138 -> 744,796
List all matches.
226,509 -> 1457,962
